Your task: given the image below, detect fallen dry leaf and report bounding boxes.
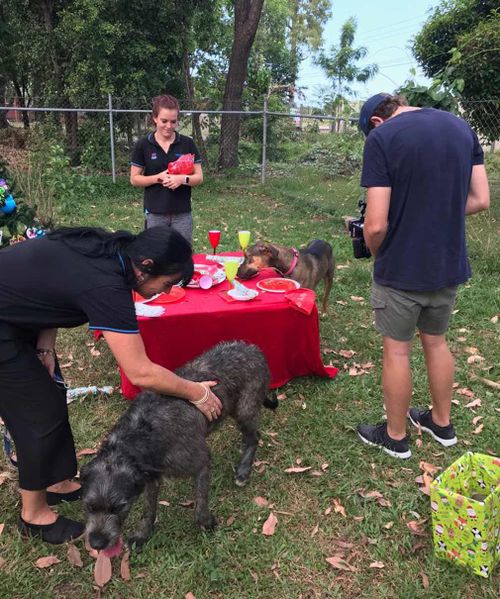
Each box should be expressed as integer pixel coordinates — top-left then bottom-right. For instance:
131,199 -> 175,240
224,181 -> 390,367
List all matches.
0,472 -> 11,486
350,295 -> 364,302
407,520 -> 427,536
94,552 -> 112,587
158,500 -> 170,507
35,555 -> 61,569
472,415 -> 483,426
325,555 -> 357,572
473,423 -> 484,435
465,398 -> 482,409
0,557 -> 5,569
226,515 -> 236,526
85,537 -> 99,559
358,489 -> 392,508
262,512 -> 278,536
324,506 -> 332,516
333,499 -> 347,517
332,539 -> 354,549
467,355 -> 484,364
277,393 -> 287,401
369,561 -> 385,569
321,463 -> 329,471
310,470 -> 323,477
420,571 -> 430,589
311,524 -> 319,538
120,550 -> 131,581
456,387 -> 474,397
179,500 -> 195,507
76,448 -> 98,458
90,346 -> 101,357
67,544 -> 83,567
490,315 -> 499,324
415,438 -> 423,448
339,349 -> 356,358
419,461 -> 440,476
465,346 -> 479,354
284,466 -> 311,474
254,496 -> 268,507
185,593 -> 196,599
0,523 -> 4,536
383,522 -> 394,530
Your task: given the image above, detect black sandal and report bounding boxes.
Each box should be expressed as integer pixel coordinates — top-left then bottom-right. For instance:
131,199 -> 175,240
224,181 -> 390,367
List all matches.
18,515 -> 85,544
46,487 -> 82,506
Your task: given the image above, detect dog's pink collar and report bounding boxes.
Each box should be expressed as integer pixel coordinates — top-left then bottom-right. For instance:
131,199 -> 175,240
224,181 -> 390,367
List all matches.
283,248 -> 299,276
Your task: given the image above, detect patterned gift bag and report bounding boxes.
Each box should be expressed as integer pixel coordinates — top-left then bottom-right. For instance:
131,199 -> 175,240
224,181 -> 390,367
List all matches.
430,452 -> 500,577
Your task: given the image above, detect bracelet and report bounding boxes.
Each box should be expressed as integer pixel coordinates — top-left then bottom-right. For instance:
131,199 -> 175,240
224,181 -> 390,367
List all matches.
36,348 -> 55,357
191,383 -> 209,406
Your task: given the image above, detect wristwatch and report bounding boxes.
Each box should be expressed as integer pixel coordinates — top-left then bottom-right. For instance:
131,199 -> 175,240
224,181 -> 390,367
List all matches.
184,176 -> 190,185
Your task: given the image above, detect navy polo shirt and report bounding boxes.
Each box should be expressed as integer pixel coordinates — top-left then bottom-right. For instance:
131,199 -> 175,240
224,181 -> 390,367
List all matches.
131,132 -> 201,214
0,237 -> 138,334
361,108 -> 484,291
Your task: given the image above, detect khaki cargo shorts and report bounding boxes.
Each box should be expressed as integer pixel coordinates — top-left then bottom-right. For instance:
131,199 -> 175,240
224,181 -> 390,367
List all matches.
371,280 -> 458,341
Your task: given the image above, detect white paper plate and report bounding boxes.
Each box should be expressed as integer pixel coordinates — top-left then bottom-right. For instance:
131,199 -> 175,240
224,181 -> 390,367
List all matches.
227,288 -> 259,301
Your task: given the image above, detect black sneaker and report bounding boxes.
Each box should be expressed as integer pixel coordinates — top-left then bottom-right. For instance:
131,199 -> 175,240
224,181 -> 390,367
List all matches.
357,422 -> 411,459
408,408 -> 457,447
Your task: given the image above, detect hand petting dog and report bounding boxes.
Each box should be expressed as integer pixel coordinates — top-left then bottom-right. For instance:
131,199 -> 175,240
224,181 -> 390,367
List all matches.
190,381 -> 222,421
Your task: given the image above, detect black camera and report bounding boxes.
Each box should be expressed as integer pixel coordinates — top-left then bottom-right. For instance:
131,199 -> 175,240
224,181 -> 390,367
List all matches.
347,199 -> 371,259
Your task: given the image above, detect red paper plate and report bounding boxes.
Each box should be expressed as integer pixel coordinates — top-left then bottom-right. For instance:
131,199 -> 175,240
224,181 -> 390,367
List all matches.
133,286 -> 186,304
256,278 -> 300,293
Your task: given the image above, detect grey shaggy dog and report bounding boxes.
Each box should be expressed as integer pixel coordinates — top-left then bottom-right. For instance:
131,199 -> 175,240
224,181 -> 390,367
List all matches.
81,341 -> 277,552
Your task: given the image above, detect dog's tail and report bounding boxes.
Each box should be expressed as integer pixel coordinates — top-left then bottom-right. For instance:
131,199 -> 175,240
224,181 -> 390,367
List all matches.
263,390 -> 278,410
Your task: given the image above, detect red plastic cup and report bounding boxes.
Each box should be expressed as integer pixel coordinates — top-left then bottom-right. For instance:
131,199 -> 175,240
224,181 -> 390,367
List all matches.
208,230 -> 221,254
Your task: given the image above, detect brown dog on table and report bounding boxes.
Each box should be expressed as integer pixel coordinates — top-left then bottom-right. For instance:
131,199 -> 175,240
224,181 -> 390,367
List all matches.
237,239 -> 335,314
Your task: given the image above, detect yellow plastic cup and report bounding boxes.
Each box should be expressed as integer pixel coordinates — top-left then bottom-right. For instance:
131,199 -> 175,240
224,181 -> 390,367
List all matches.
238,230 -> 251,251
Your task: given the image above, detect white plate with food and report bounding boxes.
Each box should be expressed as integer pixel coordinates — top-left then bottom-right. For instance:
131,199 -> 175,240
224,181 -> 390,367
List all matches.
227,288 -> 259,301
188,264 -> 226,288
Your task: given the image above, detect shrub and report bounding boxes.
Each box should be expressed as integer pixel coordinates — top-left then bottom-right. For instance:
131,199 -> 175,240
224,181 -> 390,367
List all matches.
299,132 -> 364,178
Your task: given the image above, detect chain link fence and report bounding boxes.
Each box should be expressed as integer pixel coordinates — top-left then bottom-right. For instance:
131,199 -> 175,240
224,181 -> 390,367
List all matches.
0,96 -> 498,186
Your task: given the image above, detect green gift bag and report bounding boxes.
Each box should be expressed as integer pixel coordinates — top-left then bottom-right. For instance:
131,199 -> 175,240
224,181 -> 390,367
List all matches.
430,452 -> 500,577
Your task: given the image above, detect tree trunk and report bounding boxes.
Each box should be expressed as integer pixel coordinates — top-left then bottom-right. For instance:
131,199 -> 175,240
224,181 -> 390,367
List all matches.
0,84 -> 9,128
217,0 -> 265,170
182,50 -> 210,169
13,82 -> 30,129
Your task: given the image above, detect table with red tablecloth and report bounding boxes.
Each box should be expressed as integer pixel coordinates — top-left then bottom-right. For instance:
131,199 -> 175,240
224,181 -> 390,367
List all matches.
120,253 -> 337,399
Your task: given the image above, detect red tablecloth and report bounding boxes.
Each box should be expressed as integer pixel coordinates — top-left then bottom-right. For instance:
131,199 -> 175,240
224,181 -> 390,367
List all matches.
120,253 -> 337,398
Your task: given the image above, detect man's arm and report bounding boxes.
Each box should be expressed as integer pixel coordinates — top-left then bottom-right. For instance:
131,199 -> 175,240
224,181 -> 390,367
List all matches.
465,165 -> 490,215
363,186 -> 391,257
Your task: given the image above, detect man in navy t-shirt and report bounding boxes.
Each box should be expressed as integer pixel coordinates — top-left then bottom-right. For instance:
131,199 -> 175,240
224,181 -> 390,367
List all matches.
356,93 -> 490,459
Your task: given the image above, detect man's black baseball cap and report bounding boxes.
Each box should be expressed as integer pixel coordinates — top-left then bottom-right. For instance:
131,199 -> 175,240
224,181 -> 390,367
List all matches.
358,93 -> 390,136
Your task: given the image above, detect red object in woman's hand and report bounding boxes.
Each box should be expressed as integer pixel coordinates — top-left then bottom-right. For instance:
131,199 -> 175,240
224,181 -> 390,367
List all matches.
167,153 -> 195,175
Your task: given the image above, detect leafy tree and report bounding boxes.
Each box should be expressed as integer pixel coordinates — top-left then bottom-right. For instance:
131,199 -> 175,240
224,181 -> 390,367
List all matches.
217,0 -> 265,170
315,17 -> 378,129
288,0 -> 331,99
413,0 -> 499,141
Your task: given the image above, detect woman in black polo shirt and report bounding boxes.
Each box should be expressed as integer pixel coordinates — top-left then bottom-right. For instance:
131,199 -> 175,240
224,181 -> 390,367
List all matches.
0,226 -> 221,544
130,94 -> 203,244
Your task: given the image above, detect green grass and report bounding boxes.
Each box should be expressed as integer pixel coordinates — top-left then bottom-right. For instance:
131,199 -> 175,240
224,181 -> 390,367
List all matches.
0,168 -> 499,598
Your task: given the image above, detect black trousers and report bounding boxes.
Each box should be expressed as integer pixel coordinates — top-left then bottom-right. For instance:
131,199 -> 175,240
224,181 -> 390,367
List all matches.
0,324 -> 77,491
